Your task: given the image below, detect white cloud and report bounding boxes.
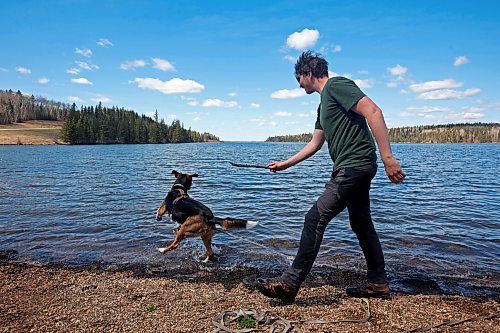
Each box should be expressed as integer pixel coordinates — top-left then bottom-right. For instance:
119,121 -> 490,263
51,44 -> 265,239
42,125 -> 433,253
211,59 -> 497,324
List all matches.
274,111 -> 292,117
193,117 -> 201,121
333,45 -> 342,52
90,95 -> 112,103
284,55 -> 296,63
329,70 -> 351,78
228,92 -> 237,97
271,88 -> 306,99
407,106 -> 450,113
68,96 -> 83,103
66,68 -> 81,74
187,100 -> 199,106
132,77 -> 205,94
386,81 -> 398,88
201,98 -> 238,108
71,77 -> 93,85
354,79 -> 374,89
409,79 -> 463,93
120,60 -> 146,70
38,77 -> 49,84
75,48 -> 92,57
387,64 -> 407,79
15,67 -> 31,74
454,55 -> 469,67
298,112 -> 311,117
418,88 -> 480,100
152,58 -> 175,71
167,114 -> 178,120
76,61 -> 99,71
97,38 -> 114,47
462,112 -> 484,119
0,67 -> 9,72
286,28 -> 320,50
250,103 -> 260,108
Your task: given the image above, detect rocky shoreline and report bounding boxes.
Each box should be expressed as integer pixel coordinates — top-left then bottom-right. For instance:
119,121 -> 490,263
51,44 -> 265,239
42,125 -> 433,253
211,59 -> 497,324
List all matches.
1,258 -> 498,333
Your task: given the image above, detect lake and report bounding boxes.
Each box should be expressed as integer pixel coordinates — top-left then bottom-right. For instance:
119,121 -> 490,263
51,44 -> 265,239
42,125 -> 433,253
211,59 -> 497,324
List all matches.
0,142 -> 498,296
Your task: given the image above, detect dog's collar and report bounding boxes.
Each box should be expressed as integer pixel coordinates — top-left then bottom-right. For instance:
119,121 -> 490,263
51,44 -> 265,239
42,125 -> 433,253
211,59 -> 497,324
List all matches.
170,185 -> 189,209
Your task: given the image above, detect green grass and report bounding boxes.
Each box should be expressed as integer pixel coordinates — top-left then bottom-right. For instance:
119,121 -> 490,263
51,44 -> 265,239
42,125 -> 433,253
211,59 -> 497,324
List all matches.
145,304 -> 157,312
236,316 -> 258,329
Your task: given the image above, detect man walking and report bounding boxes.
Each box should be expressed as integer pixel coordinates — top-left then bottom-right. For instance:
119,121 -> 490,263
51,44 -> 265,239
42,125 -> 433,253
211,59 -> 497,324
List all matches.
257,51 -> 406,303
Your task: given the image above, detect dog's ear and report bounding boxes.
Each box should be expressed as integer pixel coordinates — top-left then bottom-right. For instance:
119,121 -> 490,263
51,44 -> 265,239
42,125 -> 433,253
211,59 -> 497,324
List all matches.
171,170 -> 180,178
191,173 -> 199,178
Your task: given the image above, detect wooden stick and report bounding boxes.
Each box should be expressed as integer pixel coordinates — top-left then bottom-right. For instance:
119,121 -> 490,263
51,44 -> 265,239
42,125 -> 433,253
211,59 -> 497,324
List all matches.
230,162 -> 270,169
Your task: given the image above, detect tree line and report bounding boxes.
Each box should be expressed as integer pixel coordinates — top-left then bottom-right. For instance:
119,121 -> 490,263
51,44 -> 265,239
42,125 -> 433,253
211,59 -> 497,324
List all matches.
0,88 -> 219,144
0,89 -> 70,124
61,104 -> 219,144
266,123 -> 499,143
388,123 -> 499,143
266,133 -> 313,142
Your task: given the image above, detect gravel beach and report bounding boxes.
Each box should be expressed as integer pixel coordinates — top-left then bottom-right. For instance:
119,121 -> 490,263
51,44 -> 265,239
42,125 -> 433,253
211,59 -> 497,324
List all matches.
1,262 -> 498,333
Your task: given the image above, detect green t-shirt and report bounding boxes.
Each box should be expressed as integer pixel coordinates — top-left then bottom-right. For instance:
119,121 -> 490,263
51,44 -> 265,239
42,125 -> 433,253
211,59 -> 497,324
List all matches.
315,76 -> 377,171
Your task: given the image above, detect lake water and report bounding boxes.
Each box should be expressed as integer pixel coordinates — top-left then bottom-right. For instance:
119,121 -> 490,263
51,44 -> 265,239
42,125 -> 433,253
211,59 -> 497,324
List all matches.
0,143 -> 499,296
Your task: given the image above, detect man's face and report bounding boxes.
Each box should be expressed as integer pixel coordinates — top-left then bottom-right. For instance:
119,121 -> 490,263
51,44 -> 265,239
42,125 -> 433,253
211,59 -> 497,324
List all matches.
296,74 -> 315,94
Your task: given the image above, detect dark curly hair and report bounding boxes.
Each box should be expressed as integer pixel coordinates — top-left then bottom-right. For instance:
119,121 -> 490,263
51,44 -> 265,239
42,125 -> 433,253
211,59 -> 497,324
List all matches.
294,51 -> 329,80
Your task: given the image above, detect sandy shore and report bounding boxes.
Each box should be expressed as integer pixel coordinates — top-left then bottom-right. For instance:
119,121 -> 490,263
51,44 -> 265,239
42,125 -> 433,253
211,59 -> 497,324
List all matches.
1,261 -> 498,333
0,120 -> 64,145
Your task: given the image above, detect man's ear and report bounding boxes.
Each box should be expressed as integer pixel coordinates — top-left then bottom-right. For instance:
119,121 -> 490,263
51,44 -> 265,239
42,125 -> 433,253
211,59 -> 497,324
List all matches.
171,170 -> 180,178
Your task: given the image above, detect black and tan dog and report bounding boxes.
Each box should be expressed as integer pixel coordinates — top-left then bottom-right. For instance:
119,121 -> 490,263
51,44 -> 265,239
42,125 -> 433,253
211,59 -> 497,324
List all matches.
156,170 -> 257,262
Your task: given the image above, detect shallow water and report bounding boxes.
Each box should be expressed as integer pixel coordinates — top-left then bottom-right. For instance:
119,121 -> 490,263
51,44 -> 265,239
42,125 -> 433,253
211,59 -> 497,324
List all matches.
0,142 -> 498,296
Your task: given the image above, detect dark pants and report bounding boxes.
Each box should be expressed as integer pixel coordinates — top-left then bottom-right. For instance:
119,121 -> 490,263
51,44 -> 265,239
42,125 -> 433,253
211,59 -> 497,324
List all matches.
282,163 -> 387,289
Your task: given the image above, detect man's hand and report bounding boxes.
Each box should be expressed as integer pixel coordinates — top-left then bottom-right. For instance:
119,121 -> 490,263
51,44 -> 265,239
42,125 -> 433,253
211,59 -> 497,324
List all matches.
383,156 -> 406,184
266,161 -> 290,173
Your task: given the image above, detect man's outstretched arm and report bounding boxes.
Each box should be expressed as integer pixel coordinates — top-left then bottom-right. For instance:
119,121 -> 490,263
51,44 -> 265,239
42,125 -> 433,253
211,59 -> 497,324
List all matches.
267,129 -> 325,172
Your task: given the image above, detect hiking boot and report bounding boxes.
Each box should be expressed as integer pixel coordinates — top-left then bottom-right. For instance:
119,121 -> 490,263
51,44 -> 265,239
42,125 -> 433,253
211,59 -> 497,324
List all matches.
256,278 -> 298,303
346,282 -> 390,299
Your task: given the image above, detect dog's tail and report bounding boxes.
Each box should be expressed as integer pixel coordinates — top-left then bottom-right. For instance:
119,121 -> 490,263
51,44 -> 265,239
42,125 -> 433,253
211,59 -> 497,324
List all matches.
210,217 -> 258,230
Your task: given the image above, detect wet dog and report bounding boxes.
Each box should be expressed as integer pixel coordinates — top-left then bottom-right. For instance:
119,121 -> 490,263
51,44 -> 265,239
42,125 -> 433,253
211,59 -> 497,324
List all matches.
155,170 -> 257,262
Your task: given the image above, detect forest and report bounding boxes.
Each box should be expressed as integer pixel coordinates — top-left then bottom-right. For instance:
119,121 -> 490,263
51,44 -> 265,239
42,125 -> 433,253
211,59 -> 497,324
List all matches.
0,89 -> 219,144
0,89 -> 70,123
266,123 -> 500,143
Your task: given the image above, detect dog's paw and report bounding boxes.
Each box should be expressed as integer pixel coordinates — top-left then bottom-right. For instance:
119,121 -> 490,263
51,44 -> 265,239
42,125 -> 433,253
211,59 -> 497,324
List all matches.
157,247 -> 167,253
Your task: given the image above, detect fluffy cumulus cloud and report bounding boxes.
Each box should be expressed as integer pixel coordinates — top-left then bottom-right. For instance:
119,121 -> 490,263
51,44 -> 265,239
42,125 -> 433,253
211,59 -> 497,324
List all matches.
120,60 -> 147,70
201,99 -> 238,108
454,55 -> 469,67
38,77 -> 49,84
387,64 -> 407,80
417,88 -> 481,100
271,88 -> 306,99
97,38 -> 114,47
152,58 -> 175,72
75,48 -> 92,58
15,67 -> 31,74
286,28 -> 320,50
409,79 -> 463,93
132,77 -> 205,94
250,103 -> 260,108
71,77 -> 93,85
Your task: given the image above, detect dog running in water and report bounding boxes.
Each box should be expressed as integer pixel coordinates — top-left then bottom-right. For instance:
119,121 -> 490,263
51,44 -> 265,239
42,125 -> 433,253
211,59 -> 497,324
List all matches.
156,170 -> 257,262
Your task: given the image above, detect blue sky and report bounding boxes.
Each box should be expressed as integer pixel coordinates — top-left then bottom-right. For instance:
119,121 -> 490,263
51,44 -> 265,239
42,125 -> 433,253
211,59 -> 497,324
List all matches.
1,1 -> 499,141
